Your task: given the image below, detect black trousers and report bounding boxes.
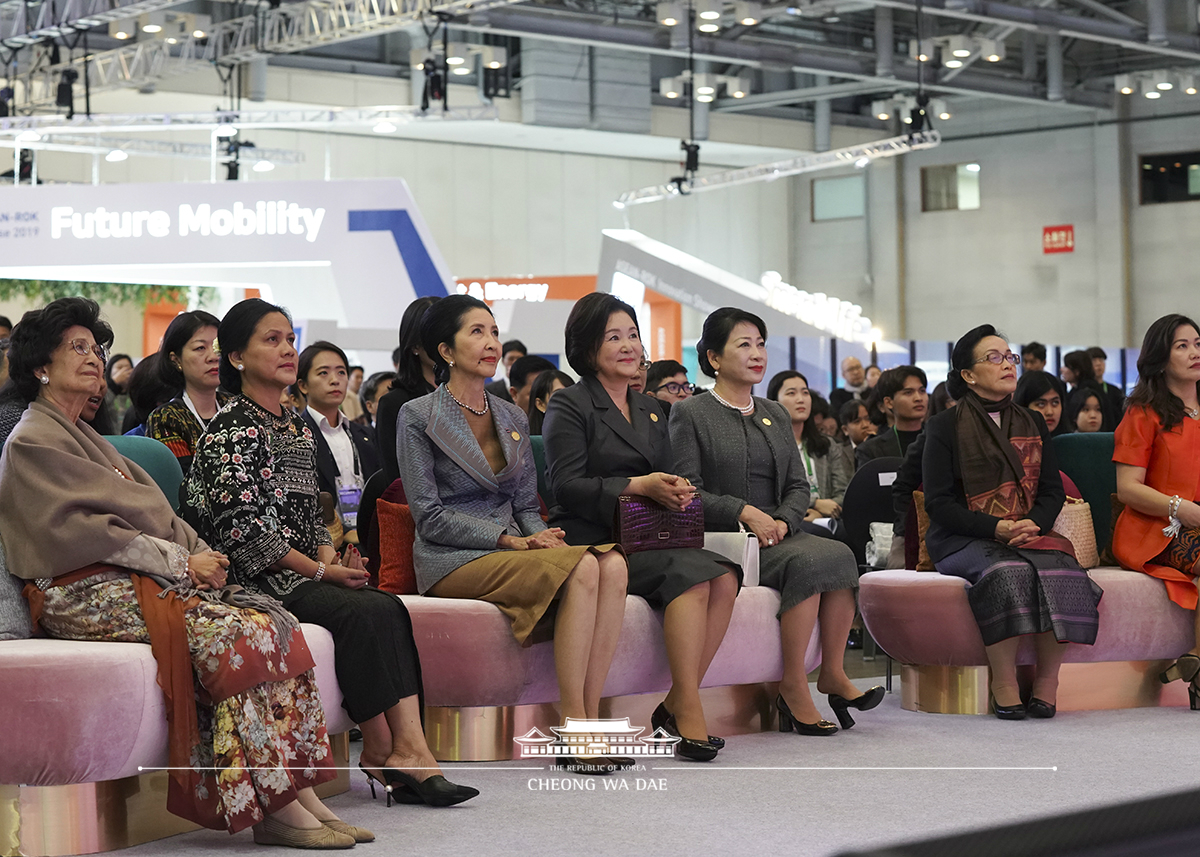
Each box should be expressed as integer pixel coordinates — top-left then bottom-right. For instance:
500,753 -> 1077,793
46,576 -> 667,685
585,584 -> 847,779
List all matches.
283,582 -> 424,725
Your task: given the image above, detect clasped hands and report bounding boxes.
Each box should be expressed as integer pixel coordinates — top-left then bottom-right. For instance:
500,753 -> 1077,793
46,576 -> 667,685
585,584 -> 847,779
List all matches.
187,550 -> 230,590
995,518 -> 1041,547
739,505 -> 788,548
629,472 -> 697,512
499,528 -> 568,551
315,544 -> 371,589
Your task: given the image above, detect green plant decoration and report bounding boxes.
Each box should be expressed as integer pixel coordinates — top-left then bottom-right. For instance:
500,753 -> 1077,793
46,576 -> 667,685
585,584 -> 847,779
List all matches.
0,280 -> 217,308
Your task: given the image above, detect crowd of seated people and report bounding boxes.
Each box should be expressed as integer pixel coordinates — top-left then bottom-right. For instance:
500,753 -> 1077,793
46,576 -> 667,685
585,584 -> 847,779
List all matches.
4,289 -> 1195,850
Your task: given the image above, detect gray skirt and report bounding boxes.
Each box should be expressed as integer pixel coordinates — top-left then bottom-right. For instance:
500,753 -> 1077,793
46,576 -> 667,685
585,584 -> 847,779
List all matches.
759,530 -> 859,616
628,547 -> 740,610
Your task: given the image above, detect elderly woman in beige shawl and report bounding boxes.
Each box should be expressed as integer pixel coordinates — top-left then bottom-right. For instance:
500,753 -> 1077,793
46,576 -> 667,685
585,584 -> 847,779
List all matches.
0,298 -> 369,849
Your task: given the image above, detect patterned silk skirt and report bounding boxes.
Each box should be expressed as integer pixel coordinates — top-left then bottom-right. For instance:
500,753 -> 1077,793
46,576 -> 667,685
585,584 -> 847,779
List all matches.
39,573 -> 335,834
935,540 -> 1103,647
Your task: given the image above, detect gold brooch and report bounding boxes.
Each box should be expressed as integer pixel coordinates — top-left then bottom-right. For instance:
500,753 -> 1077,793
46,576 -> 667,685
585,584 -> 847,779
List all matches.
762,418 -> 772,426
510,430 -> 521,441
650,413 -> 659,422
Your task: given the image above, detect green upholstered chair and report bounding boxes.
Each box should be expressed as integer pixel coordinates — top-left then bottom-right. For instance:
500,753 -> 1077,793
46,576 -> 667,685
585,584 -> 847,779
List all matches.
105,435 -> 186,512
1052,432 -> 1116,554
529,434 -> 550,505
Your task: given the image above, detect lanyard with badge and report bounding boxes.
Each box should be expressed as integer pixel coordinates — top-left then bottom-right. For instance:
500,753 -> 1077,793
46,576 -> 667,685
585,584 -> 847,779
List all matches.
799,443 -> 820,501
335,426 -> 365,529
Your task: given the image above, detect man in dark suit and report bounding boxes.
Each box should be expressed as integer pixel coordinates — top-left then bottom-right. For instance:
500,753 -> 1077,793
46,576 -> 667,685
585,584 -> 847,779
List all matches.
507,355 -> 557,413
855,366 -> 928,469
484,339 -> 527,403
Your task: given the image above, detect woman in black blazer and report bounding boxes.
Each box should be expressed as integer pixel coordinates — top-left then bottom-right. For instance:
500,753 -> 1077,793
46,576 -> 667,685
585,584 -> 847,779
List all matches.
543,293 -> 737,762
294,341 -> 382,528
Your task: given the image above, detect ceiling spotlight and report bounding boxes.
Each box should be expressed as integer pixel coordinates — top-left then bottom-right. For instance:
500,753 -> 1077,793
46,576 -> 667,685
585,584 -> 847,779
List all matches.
932,98 -> 951,120
1151,70 -> 1173,90
445,43 -> 469,65
979,38 -> 1005,62
192,28 -> 206,38
480,45 -> 507,69
726,76 -> 750,98
696,0 -> 723,21
1114,73 -> 1134,95
108,19 -> 136,39
734,0 -> 761,25
105,149 -> 128,162
657,0 -> 683,26
943,56 -> 963,69
1143,78 -> 1162,98
854,156 -> 870,168
946,35 -> 973,58
215,122 -> 238,137
696,93 -> 715,103
909,38 -> 935,63
1181,74 -> 1198,95
659,77 -> 682,98
373,120 -> 397,133
142,22 -> 162,33
15,130 -> 41,143
698,22 -> 720,32
965,163 -> 981,172
695,74 -> 716,96
452,66 -> 471,75
871,100 -> 890,120
253,160 -> 275,173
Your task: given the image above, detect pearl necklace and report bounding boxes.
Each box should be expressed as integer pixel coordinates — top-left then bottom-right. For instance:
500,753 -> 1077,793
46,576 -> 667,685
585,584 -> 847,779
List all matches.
446,385 -> 489,416
711,387 -> 755,415
1188,405 -> 1200,420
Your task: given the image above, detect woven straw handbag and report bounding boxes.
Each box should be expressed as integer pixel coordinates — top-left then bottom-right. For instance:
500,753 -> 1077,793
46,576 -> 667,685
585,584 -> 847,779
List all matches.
1054,497 -> 1099,568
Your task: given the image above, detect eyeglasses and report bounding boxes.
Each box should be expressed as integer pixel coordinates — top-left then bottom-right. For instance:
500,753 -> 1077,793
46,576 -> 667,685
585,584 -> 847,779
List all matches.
973,351 -> 1019,366
650,382 -> 694,396
68,338 -> 109,363
638,359 -> 652,371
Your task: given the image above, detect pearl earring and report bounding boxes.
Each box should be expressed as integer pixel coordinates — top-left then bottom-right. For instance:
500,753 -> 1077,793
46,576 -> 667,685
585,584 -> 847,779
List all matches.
448,360 -> 455,367
40,375 -> 49,385
236,364 -> 244,371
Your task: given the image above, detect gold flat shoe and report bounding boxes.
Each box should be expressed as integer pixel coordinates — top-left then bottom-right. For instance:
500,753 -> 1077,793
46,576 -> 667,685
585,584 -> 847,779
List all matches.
252,816 -> 356,849
322,820 -> 374,843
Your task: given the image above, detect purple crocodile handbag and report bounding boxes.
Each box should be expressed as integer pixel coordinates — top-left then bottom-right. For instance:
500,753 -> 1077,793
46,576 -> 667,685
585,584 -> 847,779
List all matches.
614,495 -> 705,553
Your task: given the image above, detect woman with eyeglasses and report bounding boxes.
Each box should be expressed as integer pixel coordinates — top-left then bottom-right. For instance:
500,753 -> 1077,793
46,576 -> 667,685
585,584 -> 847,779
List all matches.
922,326 -> 1102,721
0,298 -> 366,845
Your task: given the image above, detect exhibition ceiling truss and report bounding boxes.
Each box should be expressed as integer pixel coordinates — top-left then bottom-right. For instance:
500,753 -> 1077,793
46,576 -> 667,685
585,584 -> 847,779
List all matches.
615,129 -> 941,206
5,0 -> 526,110
2,0 -> 1199,117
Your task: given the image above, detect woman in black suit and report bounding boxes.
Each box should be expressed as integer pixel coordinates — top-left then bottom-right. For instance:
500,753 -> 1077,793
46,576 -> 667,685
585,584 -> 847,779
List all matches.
543,293 -> 737,762
294,341 -> 382,530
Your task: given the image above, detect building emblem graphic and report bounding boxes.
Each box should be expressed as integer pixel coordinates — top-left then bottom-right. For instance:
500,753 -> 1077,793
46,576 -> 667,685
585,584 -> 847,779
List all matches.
514,718 -> 682,758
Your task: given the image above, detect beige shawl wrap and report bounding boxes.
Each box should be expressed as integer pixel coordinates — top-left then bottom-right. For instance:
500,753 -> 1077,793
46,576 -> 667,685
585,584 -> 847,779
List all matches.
0,400 -> 201,579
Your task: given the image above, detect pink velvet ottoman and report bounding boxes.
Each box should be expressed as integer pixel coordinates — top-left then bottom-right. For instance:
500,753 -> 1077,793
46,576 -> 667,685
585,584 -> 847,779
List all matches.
402,587 -> 822,760
859,568 -> 1195,714
0,624 -> 354,857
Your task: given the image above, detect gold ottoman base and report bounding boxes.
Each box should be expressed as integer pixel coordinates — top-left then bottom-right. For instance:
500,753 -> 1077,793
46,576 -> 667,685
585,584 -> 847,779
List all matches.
0,733 -> 349,857
425,682 -> 782,762
899,661 -> 1192,714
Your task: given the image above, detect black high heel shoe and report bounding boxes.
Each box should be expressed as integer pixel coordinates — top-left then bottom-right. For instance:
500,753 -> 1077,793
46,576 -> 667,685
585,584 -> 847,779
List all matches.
1160,653 -> 1200,685
776,694 -> 837,736
651,702 -> 725,750
827,686 -> 886,730
359,763 -> 394,807
382,768 -> 479,807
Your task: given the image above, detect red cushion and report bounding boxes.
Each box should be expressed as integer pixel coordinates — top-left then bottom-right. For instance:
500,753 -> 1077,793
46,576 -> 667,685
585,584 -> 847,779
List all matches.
376,499 -> 418,595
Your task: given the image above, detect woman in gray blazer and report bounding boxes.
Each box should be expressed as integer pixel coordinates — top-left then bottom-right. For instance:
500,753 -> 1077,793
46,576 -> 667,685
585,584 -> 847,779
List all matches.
543,293 -> 738,763
397,296 -> 628,775
671,308 -> 883,737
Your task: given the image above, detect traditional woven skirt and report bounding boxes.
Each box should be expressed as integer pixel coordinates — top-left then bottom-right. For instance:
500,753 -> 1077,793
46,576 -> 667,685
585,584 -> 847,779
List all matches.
936,539 -> 1103,646
39,572 -> 335,833
430,544 -> 621,645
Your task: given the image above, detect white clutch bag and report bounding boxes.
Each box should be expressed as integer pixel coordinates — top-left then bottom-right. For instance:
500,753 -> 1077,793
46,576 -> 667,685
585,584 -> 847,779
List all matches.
703,531 -> 760,587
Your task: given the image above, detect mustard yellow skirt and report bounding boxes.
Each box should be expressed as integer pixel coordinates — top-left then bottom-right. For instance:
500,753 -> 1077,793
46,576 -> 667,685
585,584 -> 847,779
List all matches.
429,544 -> 621,646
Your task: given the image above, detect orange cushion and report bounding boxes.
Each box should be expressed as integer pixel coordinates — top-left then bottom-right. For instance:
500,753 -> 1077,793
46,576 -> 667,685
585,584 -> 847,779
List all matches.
376,499 -> 418,595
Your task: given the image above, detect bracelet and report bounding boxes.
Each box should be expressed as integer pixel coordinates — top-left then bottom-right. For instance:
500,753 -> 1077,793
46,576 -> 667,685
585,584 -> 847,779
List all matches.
1164,496 -> 1183,538
314,561 -> 326,583
1169,495 -> 1183,519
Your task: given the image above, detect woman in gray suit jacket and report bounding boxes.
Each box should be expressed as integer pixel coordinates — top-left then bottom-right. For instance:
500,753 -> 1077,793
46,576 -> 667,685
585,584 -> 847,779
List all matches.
543,293 -> 738,763
396,296 -> 628,775
671,308 -> 883,737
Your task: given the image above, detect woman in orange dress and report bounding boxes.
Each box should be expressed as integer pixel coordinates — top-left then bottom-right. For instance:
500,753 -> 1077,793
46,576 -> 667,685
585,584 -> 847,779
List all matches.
1113,313 -> 1200,707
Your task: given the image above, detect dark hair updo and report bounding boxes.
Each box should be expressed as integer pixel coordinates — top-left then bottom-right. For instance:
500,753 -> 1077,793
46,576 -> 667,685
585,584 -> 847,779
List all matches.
158,310 -> 222,395
697,307 -> 767,379
217,298 -> 293,394
418,294 -> 493,385
395,296 -> 441,391
7,297 -> 114,404
947,323 -> 1006,401
563,292 -> 640,377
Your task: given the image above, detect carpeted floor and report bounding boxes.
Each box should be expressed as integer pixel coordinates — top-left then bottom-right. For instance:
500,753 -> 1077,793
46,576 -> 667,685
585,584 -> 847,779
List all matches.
112,675 -> 1200,857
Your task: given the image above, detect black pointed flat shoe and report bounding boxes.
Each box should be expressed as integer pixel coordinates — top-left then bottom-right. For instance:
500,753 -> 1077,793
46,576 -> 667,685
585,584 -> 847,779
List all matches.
991,698 -> 1027,720
1026,697 -> 1056,719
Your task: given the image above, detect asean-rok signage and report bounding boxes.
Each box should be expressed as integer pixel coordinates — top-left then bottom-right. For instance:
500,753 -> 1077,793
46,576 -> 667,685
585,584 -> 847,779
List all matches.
0,178 -> 453,341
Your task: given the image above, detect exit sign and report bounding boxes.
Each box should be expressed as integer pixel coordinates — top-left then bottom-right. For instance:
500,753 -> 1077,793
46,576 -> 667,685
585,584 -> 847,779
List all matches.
1043,225 -> 1075,254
